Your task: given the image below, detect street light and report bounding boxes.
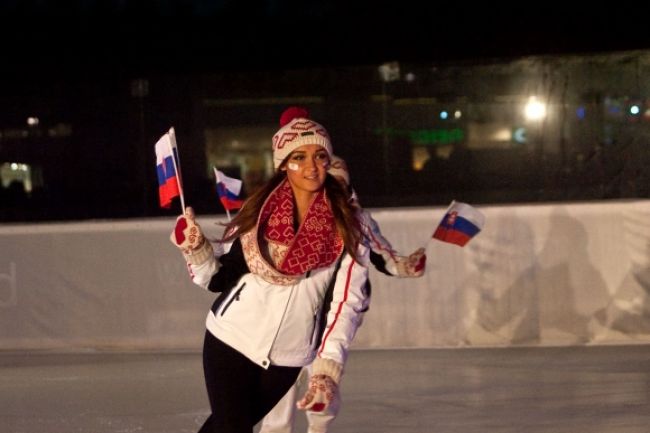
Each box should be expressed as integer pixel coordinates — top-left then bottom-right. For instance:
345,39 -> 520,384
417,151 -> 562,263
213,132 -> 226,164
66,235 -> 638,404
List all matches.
524,96 -> 546,121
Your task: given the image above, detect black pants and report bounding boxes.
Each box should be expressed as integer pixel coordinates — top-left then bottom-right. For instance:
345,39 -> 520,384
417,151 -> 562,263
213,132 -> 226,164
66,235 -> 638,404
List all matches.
198,331 -> 301,433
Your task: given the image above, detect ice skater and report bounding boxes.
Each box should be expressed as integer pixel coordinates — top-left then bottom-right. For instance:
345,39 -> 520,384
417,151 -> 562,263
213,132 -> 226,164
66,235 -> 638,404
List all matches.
170,107 -> 371,433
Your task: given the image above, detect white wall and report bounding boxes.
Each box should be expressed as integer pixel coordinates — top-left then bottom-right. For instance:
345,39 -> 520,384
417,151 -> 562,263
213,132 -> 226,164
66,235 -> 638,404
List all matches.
1,200 -> 649,351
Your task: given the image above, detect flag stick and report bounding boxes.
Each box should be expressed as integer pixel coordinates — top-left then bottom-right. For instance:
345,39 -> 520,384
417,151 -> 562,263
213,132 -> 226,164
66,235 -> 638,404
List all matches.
167,127 -> 186,213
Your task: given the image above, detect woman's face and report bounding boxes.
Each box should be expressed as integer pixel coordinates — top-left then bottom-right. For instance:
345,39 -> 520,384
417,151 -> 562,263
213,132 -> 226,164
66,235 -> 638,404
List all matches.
282,144 -> 330,194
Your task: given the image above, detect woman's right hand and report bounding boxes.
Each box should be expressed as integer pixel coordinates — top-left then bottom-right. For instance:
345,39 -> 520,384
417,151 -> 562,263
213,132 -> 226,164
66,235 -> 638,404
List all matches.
170,206 -> 205,254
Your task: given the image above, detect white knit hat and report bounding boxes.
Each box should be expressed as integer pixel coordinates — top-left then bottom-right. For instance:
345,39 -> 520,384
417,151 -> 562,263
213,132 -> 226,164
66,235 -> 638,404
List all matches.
272,107 -> 333,169
328,155 -> 350,186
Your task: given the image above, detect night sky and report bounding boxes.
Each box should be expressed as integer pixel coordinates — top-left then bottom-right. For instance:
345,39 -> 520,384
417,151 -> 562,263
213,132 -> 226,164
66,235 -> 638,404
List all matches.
3,1 -> 649,79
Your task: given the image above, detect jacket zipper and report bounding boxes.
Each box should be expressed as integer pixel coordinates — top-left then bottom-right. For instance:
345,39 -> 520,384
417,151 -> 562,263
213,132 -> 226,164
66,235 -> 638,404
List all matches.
220,282 -> 246,316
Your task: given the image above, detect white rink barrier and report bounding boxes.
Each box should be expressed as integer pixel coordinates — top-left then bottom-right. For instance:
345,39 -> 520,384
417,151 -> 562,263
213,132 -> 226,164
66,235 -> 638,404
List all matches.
1,199 -> 649,351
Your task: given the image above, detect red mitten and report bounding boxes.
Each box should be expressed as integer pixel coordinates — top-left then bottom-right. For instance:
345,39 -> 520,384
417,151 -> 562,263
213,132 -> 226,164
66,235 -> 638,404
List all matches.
296,374 -> 338,413
297,358 -> 342,413
170,207 -> 213,265
395,247 -> 426,277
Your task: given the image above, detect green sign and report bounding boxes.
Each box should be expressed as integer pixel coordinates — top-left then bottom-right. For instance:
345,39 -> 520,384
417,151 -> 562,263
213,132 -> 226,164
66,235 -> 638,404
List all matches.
374,128 -> 465,145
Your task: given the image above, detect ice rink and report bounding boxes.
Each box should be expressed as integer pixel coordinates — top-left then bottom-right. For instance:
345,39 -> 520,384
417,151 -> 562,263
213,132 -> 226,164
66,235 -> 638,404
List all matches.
3,344 -> 650,433
3,202 -> 650,432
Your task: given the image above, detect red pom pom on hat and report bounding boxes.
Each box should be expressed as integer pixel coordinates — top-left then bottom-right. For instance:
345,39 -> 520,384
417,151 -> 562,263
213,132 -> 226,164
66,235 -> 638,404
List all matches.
279,106 -> 309,127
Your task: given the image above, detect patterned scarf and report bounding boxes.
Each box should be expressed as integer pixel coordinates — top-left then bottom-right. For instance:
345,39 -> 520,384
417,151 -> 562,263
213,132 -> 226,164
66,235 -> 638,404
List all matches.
241,179 -> 343,284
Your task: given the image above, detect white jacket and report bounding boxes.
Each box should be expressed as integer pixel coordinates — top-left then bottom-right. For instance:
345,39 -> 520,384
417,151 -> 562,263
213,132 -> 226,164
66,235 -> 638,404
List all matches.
188,237 -> 370,371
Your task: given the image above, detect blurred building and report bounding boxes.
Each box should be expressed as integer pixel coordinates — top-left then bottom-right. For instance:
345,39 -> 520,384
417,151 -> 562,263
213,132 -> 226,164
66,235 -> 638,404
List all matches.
2,50 -> 650,221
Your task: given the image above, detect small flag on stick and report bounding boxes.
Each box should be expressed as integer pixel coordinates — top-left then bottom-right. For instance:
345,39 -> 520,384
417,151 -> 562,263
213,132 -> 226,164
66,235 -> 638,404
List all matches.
214,167 -> 243,220
155,127 -> 185,210
432,200 -> 485,247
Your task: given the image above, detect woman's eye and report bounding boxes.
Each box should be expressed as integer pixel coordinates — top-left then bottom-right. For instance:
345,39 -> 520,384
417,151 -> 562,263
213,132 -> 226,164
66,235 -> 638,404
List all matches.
291,154 -> 305,161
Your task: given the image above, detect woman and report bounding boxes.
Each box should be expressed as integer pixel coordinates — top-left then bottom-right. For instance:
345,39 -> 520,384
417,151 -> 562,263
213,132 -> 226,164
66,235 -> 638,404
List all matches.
170,107 -> 370,433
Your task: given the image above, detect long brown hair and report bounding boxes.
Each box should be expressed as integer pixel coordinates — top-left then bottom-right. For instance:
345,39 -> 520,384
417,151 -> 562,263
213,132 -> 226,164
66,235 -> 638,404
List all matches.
221,172 -> 362,261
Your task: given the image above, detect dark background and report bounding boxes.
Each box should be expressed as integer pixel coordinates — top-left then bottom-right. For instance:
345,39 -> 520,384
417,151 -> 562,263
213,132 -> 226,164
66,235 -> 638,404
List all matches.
2,1 -> 650,222
3,1 -> 649,76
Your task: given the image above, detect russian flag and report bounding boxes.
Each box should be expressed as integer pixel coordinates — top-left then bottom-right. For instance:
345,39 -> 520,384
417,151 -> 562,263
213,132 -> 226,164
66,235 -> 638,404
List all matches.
155,129 -> 182,209
214,168 -> 244,211
432,201 -> 485,247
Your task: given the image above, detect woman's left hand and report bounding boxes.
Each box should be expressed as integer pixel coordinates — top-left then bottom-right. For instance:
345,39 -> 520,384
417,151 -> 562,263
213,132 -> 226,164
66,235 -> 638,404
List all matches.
296,374 -> 338,412
395,247 -> 426,277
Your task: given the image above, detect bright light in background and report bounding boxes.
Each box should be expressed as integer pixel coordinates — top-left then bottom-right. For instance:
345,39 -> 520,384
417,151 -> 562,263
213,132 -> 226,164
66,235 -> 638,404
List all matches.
524,97 -> 546,121
491,128 -> 512,141
378,61 -> 400,82
8,162 -> 29,172
440,111 -> 448,120
513,127 -> 527,144
629,105 -> 640,115
454,110 -> 462,119
1,162 -> 33,192
27,117 -> 39,126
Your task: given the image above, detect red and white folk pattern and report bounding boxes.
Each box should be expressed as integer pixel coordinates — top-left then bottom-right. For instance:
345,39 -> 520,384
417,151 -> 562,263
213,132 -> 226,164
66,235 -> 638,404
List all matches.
240,180 -> 343,285
272,120 -> 330,151
272,132 -> 298,150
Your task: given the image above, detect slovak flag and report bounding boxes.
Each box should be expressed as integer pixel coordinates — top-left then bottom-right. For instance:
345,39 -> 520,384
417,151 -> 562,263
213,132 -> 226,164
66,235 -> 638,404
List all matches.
155,128 -> 182,209
432,201 -> 485,247
214,168 -> 244,211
